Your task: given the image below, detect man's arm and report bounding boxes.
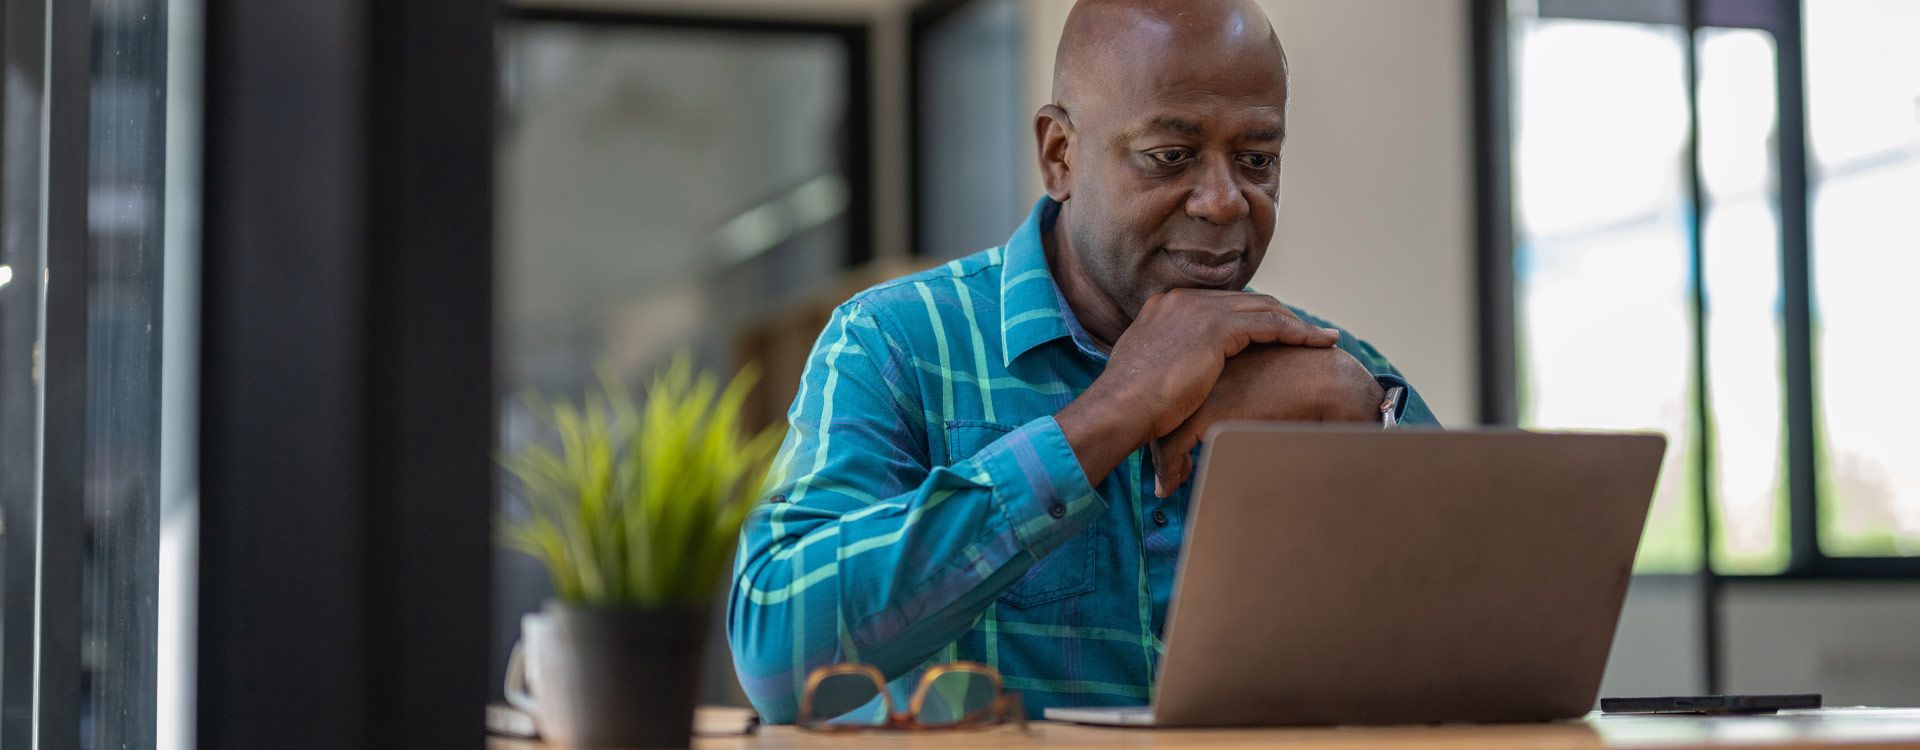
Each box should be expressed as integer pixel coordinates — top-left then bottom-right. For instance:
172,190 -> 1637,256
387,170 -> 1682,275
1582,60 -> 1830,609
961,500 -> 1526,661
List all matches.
727,301 -> 1105,724
729,289 -> 1342,722
1148,320 -> 1441,494
1322,313 -> 1438,427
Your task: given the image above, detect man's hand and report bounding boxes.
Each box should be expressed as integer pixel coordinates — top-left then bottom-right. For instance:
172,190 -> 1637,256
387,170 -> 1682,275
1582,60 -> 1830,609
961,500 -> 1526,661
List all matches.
1149,343 -> 1386,497
1055,290 -> 1341,485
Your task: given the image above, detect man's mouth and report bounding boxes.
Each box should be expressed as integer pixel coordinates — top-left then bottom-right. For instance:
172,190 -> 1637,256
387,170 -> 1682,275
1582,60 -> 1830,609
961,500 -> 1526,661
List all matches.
1161,248 -> 1244,288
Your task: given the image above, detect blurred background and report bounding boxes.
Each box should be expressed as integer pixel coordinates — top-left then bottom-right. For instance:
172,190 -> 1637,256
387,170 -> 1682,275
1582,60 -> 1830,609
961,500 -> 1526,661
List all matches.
0,0 -> 1913,747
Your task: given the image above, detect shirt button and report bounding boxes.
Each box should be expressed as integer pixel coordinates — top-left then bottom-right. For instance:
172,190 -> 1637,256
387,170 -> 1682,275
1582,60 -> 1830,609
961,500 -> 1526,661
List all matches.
1048,502 -> 1067,519
1152,509 -> 1170,527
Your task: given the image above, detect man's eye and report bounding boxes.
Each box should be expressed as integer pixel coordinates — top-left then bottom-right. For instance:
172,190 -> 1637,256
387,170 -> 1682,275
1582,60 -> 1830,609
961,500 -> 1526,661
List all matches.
1237,153 -> 1277,170
1147,150 -> 1193,166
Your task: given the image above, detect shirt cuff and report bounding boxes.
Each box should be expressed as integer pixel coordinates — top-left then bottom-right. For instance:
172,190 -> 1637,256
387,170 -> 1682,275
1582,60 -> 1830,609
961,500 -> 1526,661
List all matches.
975,416 -> 1106,561
1375,374 -> 1412,422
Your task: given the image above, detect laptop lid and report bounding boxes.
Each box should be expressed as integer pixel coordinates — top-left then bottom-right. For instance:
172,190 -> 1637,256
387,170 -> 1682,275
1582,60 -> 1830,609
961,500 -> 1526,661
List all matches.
1152,426 -> 1665,728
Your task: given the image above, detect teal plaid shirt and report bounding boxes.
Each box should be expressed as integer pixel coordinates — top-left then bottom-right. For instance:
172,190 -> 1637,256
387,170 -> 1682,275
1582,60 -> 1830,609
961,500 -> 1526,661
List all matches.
728,198 -> 1437,723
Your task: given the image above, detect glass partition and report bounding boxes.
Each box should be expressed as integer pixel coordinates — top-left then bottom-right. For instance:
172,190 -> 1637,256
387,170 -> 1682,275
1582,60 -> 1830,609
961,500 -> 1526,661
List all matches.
495,12 -> 871,705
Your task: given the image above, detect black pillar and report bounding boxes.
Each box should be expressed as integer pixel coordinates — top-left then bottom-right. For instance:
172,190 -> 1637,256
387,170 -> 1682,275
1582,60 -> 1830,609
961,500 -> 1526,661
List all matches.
195,0 -> 494,747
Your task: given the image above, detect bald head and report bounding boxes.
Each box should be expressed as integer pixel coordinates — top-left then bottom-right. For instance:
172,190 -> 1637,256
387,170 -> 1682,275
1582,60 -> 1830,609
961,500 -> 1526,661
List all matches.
1052,0 -> 1287,110
1032,0 -> 1295,343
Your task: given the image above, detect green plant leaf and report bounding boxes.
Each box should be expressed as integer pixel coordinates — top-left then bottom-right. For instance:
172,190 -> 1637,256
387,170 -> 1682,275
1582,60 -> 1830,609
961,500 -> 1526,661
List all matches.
498,352 -> 783,608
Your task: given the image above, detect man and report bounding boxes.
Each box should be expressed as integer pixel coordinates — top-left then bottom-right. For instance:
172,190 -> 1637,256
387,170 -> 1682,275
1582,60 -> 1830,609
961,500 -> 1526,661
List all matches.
728,0 -> 1438,723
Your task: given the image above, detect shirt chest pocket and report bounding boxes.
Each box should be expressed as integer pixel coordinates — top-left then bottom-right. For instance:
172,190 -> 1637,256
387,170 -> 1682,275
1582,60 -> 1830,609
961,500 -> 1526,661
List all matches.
944,420 -> 1103,611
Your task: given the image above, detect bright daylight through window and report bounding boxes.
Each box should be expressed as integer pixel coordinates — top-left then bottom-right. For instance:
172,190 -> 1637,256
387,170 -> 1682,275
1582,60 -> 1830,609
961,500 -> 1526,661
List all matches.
1511,0 -> 1918,574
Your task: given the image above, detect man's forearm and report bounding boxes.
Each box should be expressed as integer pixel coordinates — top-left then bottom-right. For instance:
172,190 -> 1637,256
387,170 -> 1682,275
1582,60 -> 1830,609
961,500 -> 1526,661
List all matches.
1055,378 -> 1154,483
729,417 -> 1105,723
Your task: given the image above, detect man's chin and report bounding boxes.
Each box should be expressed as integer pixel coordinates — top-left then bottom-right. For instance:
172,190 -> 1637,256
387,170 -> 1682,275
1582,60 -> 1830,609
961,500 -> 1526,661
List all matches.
1155,257 -> 1252,291
1126,272 -> 1253,313
1155,276 -> 1251,293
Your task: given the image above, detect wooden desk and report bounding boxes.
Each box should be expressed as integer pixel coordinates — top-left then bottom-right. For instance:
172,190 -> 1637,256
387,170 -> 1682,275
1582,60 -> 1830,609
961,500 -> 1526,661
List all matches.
489,709 -> 1920,750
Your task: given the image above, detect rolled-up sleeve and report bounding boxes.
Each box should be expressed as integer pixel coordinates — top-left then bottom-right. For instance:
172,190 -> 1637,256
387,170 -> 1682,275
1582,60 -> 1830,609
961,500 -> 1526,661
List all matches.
727,301 -> 1102,724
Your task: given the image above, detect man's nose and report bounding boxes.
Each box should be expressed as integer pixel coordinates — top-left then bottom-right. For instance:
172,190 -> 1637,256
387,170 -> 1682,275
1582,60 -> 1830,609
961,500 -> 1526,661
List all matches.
1184,156 -> 1250,225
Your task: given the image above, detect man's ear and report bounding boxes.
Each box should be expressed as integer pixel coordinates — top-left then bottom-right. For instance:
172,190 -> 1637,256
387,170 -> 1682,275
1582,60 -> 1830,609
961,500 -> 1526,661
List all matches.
1034,104 -> 1074,202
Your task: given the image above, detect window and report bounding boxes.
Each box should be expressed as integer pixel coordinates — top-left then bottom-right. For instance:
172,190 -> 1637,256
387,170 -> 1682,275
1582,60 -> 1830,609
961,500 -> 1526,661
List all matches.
912,0 -> 1030,260
1509,17 -> 1701,572
497,10 -> 870,389
1803,0 -> 1920,558
1489,0 -> 1919,575
1,0 -> 177,746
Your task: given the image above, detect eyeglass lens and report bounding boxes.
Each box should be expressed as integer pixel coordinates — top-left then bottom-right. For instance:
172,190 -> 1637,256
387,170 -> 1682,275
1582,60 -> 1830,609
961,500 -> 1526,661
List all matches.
805,671 -> 888,728
916,669 -> 1001,727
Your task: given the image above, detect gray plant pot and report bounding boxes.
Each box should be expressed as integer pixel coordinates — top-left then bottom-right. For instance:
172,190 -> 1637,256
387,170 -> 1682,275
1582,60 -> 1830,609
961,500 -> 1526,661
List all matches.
542,600 -> 708,749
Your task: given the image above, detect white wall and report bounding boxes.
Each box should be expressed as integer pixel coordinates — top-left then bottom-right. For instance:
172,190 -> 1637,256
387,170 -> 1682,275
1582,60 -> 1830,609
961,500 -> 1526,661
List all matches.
1020,0 -> 1477,425
1604,579 -> 1920,707
1721,582 -> 1920,706
1602,577 -> 1709,700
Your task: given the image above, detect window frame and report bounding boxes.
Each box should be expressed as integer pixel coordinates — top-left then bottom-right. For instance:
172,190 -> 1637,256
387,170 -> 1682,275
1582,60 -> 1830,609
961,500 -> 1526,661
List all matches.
500,5 -> 877,271
1476,0 -> 1920,697
1474,0 -> 1920,580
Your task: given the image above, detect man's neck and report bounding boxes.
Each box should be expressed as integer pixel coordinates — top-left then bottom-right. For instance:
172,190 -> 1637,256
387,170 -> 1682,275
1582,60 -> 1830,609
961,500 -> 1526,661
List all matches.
1042,202 -> 1132,352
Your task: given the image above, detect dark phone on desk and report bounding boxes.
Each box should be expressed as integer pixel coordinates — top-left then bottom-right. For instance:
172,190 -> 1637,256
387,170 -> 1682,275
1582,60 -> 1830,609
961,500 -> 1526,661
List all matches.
1601,694 -> 1823,715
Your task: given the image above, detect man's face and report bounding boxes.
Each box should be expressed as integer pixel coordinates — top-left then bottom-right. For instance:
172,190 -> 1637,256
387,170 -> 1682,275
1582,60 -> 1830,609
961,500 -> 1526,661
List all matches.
1061,44 -> 1288,319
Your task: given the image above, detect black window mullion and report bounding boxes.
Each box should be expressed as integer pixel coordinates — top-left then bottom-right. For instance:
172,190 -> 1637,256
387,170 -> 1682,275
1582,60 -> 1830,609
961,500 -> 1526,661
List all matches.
1772,0 -> 1821,575
1472,0 -> 1518,427
1698,0 -> 1787,31
1680,0 -> 1723,693
1537,0 -> 1684,25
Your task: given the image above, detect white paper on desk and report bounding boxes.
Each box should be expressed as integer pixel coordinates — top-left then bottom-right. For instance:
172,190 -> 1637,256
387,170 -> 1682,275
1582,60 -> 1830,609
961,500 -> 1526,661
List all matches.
1779,708 -> 1920,719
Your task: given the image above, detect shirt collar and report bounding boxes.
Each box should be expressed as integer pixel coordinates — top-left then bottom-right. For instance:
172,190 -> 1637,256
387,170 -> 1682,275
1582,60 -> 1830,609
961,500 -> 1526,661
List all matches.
999,197 -> 1087,367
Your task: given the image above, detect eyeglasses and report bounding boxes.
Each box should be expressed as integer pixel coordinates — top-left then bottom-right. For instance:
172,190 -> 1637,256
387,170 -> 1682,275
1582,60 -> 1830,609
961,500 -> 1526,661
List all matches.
798,661 -> 1026,733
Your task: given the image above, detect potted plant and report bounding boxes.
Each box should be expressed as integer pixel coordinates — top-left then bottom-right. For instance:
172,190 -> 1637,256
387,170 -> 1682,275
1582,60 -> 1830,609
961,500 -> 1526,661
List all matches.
501,357 -> 782,748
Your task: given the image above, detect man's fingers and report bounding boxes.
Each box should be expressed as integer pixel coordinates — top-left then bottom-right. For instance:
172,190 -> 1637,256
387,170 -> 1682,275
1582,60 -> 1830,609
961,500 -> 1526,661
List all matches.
1149,440 -> 1185,499
1226,292 -> 1290,314
1157,290 -> 1336,351
1210,294 -> 1338,348
1230,310 -> 1340,350
1148,440 -> 1166,497
1152,425 -> 1203,497
1151,439 -> 1178,498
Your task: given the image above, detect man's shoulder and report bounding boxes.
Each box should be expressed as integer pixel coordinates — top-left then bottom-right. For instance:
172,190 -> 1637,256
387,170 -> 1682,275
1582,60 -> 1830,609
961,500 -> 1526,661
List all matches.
838,246 -> 1006,327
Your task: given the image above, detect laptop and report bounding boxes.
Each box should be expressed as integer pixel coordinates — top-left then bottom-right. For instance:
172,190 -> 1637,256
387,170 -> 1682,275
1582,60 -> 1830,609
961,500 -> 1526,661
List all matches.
1045,425 -> 1666,728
